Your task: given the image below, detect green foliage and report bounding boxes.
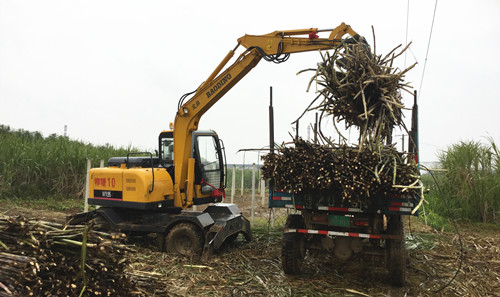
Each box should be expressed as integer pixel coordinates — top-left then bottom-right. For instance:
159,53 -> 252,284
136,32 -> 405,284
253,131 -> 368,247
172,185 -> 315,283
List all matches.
418,174 -> 451,231
0,125 -> 135,199
225,166 -> 263,191
1,195 -> 84,212
250,221 -> 283,241
427,140 -> 500,223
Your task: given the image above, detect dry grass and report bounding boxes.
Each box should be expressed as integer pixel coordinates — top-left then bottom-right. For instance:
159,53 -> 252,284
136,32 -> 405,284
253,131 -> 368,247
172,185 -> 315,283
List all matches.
406,222 -> 500,297
1,201 -> 499,297
123,217 -> 500,297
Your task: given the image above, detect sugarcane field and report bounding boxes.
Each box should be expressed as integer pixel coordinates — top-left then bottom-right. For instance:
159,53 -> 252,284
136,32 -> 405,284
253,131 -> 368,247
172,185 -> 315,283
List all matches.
2,2 -> 500,297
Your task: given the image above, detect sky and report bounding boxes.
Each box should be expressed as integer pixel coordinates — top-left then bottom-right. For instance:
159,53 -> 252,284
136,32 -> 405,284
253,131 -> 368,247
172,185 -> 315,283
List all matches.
1,0 -> 499,166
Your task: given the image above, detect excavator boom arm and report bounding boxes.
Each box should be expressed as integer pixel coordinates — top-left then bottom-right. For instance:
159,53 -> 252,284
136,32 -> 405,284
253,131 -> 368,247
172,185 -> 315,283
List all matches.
172,22 -> 365,208
237,22 -> 362,55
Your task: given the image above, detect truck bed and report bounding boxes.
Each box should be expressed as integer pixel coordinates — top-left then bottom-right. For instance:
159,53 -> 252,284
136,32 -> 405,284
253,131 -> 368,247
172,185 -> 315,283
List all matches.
269,189 -> 420,216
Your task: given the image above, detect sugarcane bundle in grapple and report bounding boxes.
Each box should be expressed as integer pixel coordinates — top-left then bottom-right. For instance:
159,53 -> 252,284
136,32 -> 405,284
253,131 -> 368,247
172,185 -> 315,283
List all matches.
301,36 -> 416,145
262,32 -> 419,207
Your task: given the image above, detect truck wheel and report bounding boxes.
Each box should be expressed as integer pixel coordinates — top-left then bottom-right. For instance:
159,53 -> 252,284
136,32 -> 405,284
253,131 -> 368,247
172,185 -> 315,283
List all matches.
166,223 -> 204,256
282,232 -> 305,274
387,215 -> 406,286
284,214 -> 304,229
282,214 -> 306,274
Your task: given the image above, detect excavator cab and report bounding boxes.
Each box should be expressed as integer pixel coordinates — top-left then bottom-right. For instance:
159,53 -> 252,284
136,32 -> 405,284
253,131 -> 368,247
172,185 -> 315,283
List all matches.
159,130 -> 226,204
192,131 -> 225,196
159,132 -> 174,164
159,131 -> 175,182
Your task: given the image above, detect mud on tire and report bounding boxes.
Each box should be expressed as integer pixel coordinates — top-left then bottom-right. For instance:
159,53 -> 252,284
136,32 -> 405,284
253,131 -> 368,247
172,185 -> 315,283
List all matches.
165,223 -> 204,256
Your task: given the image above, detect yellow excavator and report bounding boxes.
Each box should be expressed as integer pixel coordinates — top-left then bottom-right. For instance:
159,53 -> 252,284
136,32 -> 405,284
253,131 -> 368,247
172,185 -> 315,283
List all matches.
69,23 -> 367,256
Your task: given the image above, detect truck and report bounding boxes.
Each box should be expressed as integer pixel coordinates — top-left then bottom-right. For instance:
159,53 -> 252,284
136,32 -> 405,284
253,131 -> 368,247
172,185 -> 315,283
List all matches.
269,92 -> 421,286
68,22 -> 367,257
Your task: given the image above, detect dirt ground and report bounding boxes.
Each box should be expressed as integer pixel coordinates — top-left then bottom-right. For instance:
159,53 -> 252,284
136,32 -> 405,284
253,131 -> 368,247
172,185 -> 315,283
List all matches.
1,197 -> 499,297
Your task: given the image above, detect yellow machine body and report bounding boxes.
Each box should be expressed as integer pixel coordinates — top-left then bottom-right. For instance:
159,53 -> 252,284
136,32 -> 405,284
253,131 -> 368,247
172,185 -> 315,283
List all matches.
88,165 -> 175,208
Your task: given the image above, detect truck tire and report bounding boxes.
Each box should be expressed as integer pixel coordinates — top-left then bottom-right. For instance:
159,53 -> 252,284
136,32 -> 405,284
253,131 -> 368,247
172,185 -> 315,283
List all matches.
166,223 -> 204,256
283,214 -> 304,229
282,214 -> 306,274
387,215 -> 406,286
282,232 -> 305,274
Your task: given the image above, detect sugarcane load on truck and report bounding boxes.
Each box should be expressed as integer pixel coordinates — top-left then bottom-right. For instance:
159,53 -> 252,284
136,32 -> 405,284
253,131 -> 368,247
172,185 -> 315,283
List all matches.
262,33 -> 421,287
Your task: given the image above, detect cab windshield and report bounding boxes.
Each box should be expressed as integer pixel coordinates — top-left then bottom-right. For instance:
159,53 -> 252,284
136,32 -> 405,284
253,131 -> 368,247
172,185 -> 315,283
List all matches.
160,136 -> 174,164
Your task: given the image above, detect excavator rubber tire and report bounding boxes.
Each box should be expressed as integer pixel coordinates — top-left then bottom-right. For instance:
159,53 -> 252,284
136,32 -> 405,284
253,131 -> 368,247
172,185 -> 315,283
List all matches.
88,214 -> 112,231
387,215 -> 406,287
165,222 -> 204,256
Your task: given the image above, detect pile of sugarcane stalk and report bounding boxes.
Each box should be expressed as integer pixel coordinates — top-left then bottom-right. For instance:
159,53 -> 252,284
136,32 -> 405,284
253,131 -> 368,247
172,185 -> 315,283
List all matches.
299,32 -> 416,144
0,215 -> 136,296
261,139 -> 418,206
262,32 -> 420,205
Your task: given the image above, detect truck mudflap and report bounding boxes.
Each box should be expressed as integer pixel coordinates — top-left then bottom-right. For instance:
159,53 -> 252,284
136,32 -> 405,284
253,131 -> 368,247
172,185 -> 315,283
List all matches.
202,203 -> 252,259
283,228 -> 402,240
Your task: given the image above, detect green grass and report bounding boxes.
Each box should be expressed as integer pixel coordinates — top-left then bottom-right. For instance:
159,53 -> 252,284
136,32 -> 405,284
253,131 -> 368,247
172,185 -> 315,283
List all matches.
0,195 -> 84,212
421,139 -> 500,225
418,207 -> 454,232
249,221 -> 284,242
0,125 -> 137,200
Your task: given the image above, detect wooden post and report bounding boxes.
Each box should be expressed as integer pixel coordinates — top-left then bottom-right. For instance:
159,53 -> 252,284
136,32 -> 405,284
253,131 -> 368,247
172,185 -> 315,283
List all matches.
251,163 -> 256,224
257,152 -> 261,195
84,159 -> 91,212
258,176 -> 261,194
231,164 -> 236,203
261,179 -> 266,207
240,154 -> 245,196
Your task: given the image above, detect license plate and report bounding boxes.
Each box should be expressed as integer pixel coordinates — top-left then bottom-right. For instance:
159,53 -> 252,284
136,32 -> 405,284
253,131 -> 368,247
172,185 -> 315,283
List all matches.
330,215 -> 350,227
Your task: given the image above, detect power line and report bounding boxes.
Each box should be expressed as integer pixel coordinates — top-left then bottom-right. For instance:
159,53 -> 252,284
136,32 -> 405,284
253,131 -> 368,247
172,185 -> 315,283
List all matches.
418,0 -> 439,101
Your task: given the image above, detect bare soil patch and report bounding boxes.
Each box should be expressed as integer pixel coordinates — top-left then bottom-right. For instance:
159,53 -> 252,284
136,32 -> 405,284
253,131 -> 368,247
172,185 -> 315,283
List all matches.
0,201 -> 69,224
